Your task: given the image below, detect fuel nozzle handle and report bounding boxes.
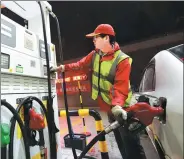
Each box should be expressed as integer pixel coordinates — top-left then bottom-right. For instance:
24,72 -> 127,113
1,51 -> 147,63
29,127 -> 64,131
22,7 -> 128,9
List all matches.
127,102 -> 164,126
1,123 -> 10,147
104,102 -> 164,135
104,111 -> 134,134
29,108 -> 45,130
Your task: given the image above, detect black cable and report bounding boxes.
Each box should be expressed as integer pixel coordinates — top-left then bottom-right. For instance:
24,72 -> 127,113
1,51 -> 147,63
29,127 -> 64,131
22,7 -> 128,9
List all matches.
61,72 -> 78,159
77,130 -> 106,159
78,115 -> 134,159
9,96 -> 30,159
1,147 -> 7,159
1,100 -> 30,159
47,9 -> 78,159
37,2 -> 57,159
9,96 -> 49,159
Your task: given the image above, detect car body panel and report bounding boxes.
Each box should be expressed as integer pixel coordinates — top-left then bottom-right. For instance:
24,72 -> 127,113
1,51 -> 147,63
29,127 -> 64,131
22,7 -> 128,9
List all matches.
138,44 -> 183,159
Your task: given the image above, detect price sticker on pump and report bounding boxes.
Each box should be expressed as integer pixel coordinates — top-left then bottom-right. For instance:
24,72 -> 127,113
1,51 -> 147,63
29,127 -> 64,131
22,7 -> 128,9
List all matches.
16,66 -> 23,73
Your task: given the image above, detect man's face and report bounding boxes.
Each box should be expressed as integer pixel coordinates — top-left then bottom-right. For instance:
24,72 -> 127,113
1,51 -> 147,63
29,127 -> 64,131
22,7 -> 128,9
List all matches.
93,35 -> 109,50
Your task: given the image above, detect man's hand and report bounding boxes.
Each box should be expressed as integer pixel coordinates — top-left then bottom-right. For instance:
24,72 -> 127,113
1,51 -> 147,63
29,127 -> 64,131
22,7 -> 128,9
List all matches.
111,105 -> 127,123
50,66 -> 58,73
50,65 -> 65,73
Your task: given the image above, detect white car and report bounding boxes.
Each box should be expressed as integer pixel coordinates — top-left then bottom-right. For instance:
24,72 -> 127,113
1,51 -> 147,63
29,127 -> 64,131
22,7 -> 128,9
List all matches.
138,44 -> 183,159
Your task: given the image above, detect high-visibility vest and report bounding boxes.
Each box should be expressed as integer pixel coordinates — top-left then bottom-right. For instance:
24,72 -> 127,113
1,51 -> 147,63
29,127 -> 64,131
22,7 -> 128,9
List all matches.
91,50 -> 132,107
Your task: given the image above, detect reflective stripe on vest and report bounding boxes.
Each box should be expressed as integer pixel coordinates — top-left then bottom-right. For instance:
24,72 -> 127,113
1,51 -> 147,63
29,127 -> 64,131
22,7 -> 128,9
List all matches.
91,50 -> 133,107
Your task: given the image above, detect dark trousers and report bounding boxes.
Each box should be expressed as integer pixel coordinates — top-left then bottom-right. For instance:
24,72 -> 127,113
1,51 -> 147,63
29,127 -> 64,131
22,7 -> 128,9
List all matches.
108,112 -> 147,159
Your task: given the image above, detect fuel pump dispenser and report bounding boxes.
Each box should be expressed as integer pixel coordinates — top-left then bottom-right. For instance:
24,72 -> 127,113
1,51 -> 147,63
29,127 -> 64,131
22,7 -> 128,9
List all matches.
1,1 -> 60,159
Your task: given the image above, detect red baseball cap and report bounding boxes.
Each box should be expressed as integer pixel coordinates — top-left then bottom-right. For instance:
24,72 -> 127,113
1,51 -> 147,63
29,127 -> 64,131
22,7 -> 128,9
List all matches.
86,24 -> 115,38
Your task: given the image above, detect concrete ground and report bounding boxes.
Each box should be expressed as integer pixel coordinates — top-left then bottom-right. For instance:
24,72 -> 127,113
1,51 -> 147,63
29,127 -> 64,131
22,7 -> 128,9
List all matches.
59,111 -> 160,159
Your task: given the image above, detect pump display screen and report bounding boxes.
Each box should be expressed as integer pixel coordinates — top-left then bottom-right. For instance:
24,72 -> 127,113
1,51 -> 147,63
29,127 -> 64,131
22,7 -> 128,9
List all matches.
1,53 -> 10,69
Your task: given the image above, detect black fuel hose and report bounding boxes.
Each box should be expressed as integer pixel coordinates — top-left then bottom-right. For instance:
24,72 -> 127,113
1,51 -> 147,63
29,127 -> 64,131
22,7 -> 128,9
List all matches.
47,8 -> 78,159
37,2 -> 57,159
78,130 -> 106,159
9,96 -> 30,159
1,100 -> 30,159
1,146 -> 7,159
9,96 -> 49,159
78,114 -> 134,159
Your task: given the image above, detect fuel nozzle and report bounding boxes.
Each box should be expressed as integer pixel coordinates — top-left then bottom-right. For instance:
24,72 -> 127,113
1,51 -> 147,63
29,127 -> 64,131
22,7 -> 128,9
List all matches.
29,108 -> 45,130
1,123 -> 10,147
1,123 -> 10,159
127,102 -> 164,126
104,101 -> 165,135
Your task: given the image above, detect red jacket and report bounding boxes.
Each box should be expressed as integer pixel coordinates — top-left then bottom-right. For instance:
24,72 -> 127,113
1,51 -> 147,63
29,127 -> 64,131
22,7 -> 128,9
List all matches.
65,43 -> 131,112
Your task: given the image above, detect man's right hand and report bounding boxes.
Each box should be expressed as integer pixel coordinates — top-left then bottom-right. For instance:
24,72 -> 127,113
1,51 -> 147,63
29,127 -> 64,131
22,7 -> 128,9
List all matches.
50,65 -> 65,73
111,105 -> 127,123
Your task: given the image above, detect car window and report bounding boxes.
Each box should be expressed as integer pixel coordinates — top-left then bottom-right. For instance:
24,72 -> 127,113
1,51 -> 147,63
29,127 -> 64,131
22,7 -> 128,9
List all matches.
139,60 -> 155,92
168,44 -> 184,62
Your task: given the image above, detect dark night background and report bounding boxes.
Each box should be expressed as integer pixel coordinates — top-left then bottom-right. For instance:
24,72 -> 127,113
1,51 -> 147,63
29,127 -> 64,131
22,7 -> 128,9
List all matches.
48,1 -> 184,63
1,1 -> 184,88
2,1 -> 184,62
